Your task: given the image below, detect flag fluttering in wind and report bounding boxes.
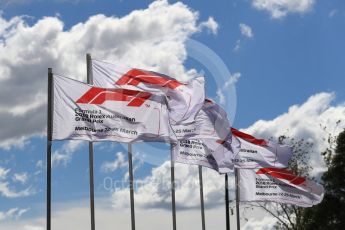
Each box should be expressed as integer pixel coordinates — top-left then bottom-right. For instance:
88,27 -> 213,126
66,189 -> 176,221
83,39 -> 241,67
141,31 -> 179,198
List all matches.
91,59 -> 205,125
172,139 -> 220,172
52,74 -> 175,142
173,136 -> 239,173
231,128 -> 293,168
47,54 -> 326,230
172,99 -> 231,140
173,99 -> 239,173
238,167 -> 324,207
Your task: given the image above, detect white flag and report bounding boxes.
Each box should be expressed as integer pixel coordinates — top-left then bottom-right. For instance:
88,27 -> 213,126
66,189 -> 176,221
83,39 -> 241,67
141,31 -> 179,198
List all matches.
172,139 -> 221,172
172,99 -> 231,140
173,137 -> 238,173
231,128 -> 293,168
239,168 -> 324,207
173,100 -> 239,173
52,74 -> 175,143
92,59 -> 205,124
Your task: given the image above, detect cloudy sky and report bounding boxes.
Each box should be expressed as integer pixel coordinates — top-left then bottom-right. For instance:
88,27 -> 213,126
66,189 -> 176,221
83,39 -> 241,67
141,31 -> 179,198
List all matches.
0,0 -> 345,229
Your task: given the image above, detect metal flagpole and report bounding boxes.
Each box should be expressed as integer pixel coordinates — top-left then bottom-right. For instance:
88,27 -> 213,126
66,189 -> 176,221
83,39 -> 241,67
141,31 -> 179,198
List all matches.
170,145 -> 177,230
86,53 -> 96,230
235,169 -> 240,230
128,143 -> 136,230
198,166 -> 206,230
225,174 -> 230,230
47,68 -> 53,230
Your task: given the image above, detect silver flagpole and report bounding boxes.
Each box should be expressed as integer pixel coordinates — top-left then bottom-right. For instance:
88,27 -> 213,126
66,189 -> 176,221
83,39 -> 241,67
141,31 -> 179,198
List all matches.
47,68 -> 53,230
86,53 -> 96,230
225,174 -> 230,230
128,143 -> 136,230
170,145 -> 177,230
198,166 -> 206,230
235,168 -> 240,230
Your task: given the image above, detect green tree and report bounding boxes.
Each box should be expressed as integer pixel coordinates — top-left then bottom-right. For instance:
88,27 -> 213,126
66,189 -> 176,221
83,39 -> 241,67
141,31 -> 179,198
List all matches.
302,130 -> 345,229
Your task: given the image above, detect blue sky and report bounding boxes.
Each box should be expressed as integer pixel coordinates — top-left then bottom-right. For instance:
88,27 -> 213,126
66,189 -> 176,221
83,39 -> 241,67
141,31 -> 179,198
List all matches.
0,0 -> 345,229
2,0 -> 345,125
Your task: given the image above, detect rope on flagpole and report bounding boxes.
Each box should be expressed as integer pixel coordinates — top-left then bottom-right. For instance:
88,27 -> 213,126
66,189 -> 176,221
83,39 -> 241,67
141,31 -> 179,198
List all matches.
198,166 -> 206,230
170,144 -> 177,230
235,168 -> 240,230
47,68 -> 53,230
225,174 -> 230,230
86,53 -> 96,230
128,143 -> 136,230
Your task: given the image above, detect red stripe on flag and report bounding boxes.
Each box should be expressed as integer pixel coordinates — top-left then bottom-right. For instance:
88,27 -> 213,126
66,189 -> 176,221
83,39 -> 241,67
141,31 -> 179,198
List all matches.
116,69 -> 183,89
231,128 -> 268,146
127,91 -> 152,107
76,87 -> 104,104
76,87 -> 152,107
216,139 -> 226,145
89,91 -> 129,105
256,167 -> 306,185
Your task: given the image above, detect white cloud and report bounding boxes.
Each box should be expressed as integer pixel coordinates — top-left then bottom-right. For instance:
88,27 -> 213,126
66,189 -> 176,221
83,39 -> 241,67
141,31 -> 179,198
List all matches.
0,167 -> 10,179
52,141 -> 83,167
123,152 -> 144,181
0,207 -> 29,221
0,181 -> 35,198
243,92 -> 345,176
101,152 -> 127,173
0,166 -> 35,198
35,160 -> 43,169
243,216 -> 277,230
224,72 -> 241,88
234,23 -> 253,52
216,89 -> 226,105
239,23 -> 253,38
34,160 -> 44,176
0,201 -> 231,230
24,226 -> 44,230
233,39 -> 241,52
112,161 -> 233,210
100,150 -> 145,181
0,0 -> 32,7
252,0 -> 315,19
199,16 -> 219,35
0,0 -> 216,149
12,172 -> 28,184
217,72 -> 241,105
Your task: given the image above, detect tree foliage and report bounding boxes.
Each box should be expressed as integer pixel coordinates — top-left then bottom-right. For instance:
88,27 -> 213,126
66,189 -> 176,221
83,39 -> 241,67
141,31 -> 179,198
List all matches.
249,129 -> 345,230
301,129 -> 345,229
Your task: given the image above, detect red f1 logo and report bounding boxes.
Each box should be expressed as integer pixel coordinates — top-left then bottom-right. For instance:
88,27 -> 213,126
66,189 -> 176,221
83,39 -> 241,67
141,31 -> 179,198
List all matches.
116,69 -> 183,89
231,128 -> 268,146
256,168 -> 306,185
76,87 -> 152,107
